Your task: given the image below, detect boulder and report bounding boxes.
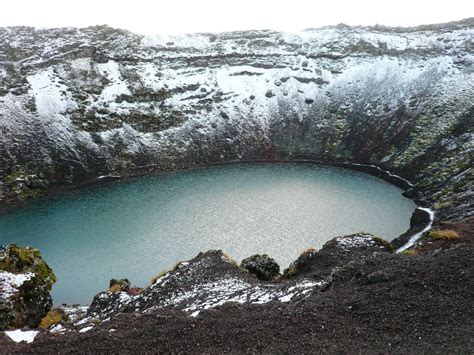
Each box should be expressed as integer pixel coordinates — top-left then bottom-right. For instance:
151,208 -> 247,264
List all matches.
391,207 -> 433,250
240,254 -> 280,281
402,187 -> 419,199
0,244 -> 56,330
410,207 -> 432,228
283,233 -> 392,278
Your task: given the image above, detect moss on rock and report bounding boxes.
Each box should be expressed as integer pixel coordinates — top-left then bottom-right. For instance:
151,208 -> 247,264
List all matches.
39,308 -> 66,329
0,244 -> 56,287
428,229 -> 460,240
0,244 -> 56,330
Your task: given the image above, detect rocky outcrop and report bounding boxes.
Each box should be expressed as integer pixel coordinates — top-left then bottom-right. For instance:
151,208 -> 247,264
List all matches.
0,244 -> 56,330
0,19 -> 472,222
392,206 -> 434,249
283,233 -> 393,278
5,225 -> 474,352
63,233 -> 391,330
240,254 -> 280,280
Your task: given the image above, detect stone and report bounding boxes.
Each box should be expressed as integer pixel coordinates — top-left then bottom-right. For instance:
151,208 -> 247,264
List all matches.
240,254 -> 280,281
265,90 -> 275,98
410,207 -> 432,228
402,187 -> 418,199
0,244 -> 56,330
28,179 -> 48,189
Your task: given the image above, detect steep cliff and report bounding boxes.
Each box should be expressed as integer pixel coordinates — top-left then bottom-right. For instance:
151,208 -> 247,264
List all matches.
1,19 -> 472,220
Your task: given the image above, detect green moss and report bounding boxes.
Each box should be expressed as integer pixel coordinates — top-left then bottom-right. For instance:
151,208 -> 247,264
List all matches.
39,308 -> 66,329
282,266 -> 298,278
0,244 -> 56,287
401,249 -> 417,256
434,200 -> 453,210
90,318 -> 101,326
35,260 -> 57,286
3,171 -> 24,185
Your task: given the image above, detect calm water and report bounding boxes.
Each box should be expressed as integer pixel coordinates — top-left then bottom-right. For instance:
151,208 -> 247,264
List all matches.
0,164 -> 415,305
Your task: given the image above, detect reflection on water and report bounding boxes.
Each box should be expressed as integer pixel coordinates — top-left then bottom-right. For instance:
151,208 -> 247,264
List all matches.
0,164 -> 415,305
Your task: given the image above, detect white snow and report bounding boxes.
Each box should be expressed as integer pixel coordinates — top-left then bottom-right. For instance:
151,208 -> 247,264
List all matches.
396,207 -> 435,253
336,234 -> 376,250
142,34 -> 211,50
50,324 -> 66,334
75,317 -> 91,326
5,329 -> 38,343
26,68 -> 100,158
79,326 -> 93,333
0,272 -> 34,298
27,68 -> 77,123
96,61 -> 131,102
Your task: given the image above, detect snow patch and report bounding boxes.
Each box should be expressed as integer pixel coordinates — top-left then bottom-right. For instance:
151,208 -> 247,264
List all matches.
5,330 -> 38,343
336,234 -> 376,250
0,272 -> 34,298
96,61 -> 131,102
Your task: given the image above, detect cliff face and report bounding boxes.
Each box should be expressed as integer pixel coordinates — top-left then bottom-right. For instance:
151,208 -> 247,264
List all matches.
0,20 -> 473,219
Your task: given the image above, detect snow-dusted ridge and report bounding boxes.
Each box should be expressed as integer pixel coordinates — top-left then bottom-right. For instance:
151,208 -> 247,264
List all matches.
82,251 -> 326,326
0,20 -> 472,223
1,20 -> 472,224
66,235 -> 391,333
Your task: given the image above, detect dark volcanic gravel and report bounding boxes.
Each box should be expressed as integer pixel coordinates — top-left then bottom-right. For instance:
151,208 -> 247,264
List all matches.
5,221 -> 474,353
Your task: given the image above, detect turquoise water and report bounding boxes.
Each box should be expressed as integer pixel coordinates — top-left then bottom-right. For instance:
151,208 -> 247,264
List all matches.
0,164 -> 415,305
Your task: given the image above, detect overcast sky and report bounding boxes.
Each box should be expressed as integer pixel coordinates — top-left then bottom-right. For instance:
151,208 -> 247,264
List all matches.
0,0 -> 472,35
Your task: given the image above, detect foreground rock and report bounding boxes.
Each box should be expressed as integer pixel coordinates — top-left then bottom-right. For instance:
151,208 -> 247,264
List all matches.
26,234 -> 392,330
4,224 -> 473,352
283,233 -> 392,278
0,244 -> 56,330
240,254 -> 280,281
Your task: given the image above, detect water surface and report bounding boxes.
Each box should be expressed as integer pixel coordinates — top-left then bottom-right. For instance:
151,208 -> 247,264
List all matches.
0,164 -> 415,304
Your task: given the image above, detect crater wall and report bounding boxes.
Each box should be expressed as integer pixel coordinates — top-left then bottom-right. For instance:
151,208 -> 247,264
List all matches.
0,20 -> 472,220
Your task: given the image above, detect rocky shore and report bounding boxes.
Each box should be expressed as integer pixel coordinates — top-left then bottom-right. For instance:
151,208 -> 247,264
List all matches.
2,224 -> 473,352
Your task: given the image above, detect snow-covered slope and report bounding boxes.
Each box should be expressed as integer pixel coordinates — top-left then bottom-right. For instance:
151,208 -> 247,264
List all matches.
0,20 -> 472,219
